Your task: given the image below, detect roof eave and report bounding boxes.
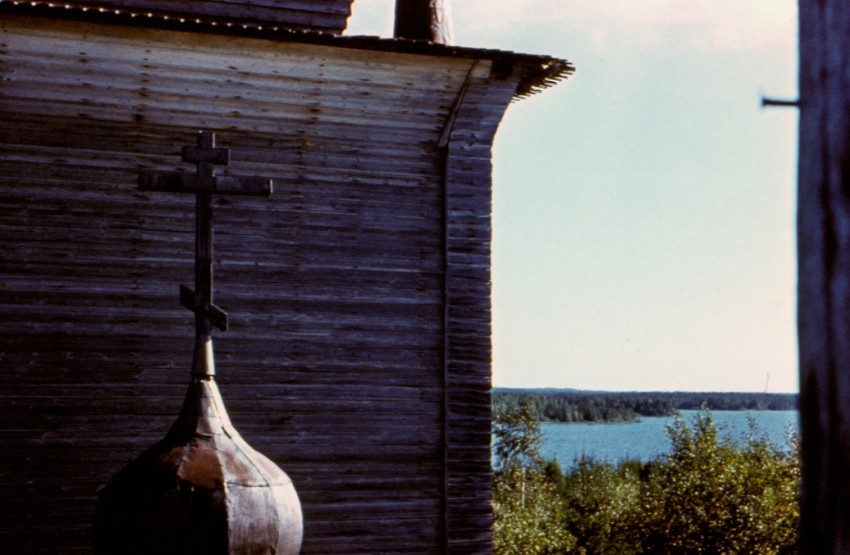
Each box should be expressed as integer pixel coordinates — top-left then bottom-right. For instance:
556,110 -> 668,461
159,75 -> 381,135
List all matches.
0,0 -> 574,98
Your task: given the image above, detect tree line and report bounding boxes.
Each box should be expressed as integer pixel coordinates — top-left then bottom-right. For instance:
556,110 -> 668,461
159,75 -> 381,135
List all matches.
494,388 -> 798,424
492,399 -> 800,554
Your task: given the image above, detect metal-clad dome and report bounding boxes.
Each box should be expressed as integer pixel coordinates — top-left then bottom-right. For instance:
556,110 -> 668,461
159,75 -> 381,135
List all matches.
93,338 -> 303,554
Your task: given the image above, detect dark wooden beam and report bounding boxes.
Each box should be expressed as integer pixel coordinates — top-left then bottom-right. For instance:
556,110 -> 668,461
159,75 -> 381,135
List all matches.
139,131 -> 273,336
798,0 -> 850,552
394,0 -> 453,44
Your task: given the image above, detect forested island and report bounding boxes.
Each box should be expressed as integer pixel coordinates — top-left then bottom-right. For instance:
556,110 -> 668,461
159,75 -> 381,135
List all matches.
493,388 -> 798,424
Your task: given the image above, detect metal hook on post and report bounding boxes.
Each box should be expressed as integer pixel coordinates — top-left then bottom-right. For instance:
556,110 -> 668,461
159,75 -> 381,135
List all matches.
761,96 -> 800,108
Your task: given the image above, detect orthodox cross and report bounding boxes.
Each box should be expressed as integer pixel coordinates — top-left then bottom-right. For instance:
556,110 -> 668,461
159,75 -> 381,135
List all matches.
139,131 -> 272,336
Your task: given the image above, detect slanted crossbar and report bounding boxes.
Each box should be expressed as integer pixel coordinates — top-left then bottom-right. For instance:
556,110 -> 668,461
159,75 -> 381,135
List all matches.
139,131 -> 273,336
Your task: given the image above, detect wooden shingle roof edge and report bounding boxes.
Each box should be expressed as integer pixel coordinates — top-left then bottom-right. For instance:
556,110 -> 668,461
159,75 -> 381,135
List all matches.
0,0 -> 574,99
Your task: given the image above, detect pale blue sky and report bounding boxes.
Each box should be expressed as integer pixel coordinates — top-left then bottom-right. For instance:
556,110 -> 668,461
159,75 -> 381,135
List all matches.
347,1 -> 799,392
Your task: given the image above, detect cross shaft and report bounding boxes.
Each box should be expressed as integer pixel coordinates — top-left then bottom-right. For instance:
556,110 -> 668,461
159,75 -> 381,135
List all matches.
139,131 -> 273,336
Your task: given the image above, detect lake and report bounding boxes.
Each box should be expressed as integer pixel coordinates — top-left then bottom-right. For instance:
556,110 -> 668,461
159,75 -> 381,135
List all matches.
540,410 -> 799,468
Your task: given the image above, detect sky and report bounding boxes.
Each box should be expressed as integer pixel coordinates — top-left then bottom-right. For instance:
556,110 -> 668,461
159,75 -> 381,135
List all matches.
346,1 -> 799,393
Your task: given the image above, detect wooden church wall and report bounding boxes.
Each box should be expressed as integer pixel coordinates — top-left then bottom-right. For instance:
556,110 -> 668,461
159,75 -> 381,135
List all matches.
442,68 -> 518,550
0,13 -> 517,553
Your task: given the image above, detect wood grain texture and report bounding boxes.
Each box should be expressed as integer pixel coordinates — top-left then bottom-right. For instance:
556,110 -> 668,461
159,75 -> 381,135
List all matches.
441,61 -> 518,554
798,2 -> 850,552
0,12 -> 520,554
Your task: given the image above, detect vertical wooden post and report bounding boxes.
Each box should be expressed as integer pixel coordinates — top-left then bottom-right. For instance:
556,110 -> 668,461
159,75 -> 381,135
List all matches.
798,1 -> 850,552
394,0 -> 453,44
194,132 -> 216,337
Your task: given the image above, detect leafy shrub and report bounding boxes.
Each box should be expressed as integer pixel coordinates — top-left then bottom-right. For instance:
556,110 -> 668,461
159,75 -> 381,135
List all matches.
493,397 -> 577,553
636,412 -> 799,554
560,457 -> 642,554
492,405 -> 800,554
494,465 -> 576,555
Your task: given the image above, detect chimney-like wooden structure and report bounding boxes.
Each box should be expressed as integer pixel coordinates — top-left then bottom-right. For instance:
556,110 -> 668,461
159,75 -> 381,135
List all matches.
395,0 -> 454,44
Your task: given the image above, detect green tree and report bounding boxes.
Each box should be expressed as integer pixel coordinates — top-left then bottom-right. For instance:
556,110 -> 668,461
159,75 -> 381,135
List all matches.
492,397 -> 576,554
561,457 -> 642,554
491,405 -> 799,554
493,396 -> 544,472
636,411 -> 799,554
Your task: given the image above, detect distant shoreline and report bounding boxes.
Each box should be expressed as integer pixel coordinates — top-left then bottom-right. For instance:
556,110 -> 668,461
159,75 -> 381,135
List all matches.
493,388 -> 799,424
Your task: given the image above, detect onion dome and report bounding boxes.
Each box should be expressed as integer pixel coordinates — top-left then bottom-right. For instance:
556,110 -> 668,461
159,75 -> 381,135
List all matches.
93,337 -> 303,554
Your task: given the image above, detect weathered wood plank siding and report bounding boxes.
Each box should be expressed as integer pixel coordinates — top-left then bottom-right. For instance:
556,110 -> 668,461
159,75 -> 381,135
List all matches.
442,62 -> 517,553
56,0 -> 354,34
798,1 -> 850,552
0,12 -> 520,553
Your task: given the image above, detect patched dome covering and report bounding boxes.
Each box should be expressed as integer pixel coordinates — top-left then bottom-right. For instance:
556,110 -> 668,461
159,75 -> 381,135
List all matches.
93,337 -> 303,555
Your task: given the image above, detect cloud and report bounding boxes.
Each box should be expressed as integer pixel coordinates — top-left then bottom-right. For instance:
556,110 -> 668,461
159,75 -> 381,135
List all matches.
454,0 -> 796,52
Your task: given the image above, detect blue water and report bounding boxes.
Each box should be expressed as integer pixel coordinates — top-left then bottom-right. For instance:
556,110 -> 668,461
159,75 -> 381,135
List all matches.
540,410 -> 799,468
